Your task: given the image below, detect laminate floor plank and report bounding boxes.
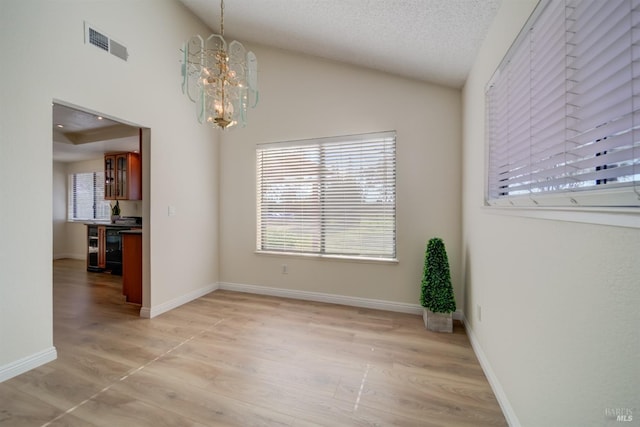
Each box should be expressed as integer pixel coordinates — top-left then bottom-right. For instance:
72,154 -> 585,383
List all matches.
173,341 -> 346,397
0,259 -> 506,426
45,413 -> 99,427
111,369 -> 295,427
9,363 -> 107,413
67,388 -> 208,427
0,387 -> 61,427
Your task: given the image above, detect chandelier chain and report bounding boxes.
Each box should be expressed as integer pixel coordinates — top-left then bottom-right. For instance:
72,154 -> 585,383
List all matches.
220,0 -> 225,37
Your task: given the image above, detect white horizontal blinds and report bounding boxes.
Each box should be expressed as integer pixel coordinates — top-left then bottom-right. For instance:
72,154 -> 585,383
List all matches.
68,172 -> 109,221
321,137 -> 396,257
257,144 -> 322,254
530,0 -> 566,195
564,0 -> 639,194
505,28 -> 532,197
95,172 -> 110,219
69,173 -> 92,220
636,0 -> 640,195
487,61 -> 510,198
257,131 -> 396,259
486,0 -> 640,206
486,25 -> 532,198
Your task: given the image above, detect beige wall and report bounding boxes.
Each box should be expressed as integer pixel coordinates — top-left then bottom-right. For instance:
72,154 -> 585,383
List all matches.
0,0 -> 218,370
462,1 -> 640,426
220,45 -> 462,308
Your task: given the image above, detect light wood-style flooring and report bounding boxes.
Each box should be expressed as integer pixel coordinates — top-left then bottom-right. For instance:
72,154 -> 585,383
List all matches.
0,259 -> 506,426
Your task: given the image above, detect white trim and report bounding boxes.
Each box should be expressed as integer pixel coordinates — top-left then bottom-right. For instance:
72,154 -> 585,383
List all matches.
0,347 -> 57,383
139,283 -> 219,319
218,281 -> 464,319
483,206 -> 640,229
463,314 -> 521,427
255,250 -> 399,265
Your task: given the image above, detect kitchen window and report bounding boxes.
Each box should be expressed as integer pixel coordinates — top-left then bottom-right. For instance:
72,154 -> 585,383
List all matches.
486,0 -> 640,208
256,131 -> 397,261
68,172 -> 110,221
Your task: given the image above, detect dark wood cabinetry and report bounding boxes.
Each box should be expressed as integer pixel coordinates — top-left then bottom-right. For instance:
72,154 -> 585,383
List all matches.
105,152 -> 141,200
87,225 -> 142,305
87,224 -> 136,275
98,226 -> 106,269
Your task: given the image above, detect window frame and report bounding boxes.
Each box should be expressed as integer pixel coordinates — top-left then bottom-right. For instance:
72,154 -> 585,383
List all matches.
256,131 -> 397,262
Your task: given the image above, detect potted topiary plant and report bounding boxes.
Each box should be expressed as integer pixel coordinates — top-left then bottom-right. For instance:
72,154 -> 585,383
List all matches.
111,200 -> 121,223
421,237 -> 456,333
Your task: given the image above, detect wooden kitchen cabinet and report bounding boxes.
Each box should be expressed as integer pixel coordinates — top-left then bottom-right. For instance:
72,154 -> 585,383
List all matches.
87,225 -> 106,271
98,226 -> 106,269
121,231 -> 142,305
104,155 -> 116,199
104,152 -> 141,200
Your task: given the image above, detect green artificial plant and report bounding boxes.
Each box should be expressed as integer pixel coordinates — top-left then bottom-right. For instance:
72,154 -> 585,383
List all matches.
420,237 -> 456,313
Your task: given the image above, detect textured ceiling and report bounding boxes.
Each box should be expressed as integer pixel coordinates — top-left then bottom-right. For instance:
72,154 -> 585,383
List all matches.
178,0 -> 502,88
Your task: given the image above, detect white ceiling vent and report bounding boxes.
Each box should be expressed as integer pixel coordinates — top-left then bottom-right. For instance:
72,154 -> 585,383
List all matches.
84,22 -> 129,62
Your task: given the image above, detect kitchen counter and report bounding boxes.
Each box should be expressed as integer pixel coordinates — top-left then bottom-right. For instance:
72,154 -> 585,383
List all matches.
119,229 -> 143,234
84,221 -> 140,228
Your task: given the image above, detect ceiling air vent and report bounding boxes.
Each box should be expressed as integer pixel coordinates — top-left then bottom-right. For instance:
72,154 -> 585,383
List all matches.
84,21 -> 129,62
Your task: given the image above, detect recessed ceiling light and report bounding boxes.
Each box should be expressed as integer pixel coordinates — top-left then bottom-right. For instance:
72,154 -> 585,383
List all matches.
56,124 -> 64,128
97,116 -> 103,120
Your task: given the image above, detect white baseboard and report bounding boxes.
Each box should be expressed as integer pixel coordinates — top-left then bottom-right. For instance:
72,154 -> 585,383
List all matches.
218,281 -> 464,320
463,315 -> 520,427
0,347 -> 57,383
139,283 -> 219,319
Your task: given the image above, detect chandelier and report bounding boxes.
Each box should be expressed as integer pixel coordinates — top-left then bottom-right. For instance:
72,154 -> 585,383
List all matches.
181,0 -> 258,130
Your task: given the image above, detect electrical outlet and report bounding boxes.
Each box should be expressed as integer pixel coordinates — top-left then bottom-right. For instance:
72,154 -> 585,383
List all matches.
282,264 -> 288,274
477,304 -> 482,322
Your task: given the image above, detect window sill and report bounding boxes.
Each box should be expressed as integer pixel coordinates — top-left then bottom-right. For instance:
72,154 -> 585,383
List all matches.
255,250 -> 399,264
482,205 -> 640,229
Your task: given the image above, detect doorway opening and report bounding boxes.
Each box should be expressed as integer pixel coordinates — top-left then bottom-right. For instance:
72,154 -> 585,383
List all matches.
52,101 -> 150,323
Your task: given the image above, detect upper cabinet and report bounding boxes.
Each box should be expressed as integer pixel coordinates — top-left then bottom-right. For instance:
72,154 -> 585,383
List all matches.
105,152 -> 141,200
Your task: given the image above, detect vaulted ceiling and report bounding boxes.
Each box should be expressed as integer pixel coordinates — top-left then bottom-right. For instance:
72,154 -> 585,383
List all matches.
53,1 -> 502,162
177,0 -> 502,88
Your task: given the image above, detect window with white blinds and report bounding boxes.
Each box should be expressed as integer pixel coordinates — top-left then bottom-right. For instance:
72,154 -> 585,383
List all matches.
256,131 -> 396,260
486,0 -> 640,207
68,172 -> 110,221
